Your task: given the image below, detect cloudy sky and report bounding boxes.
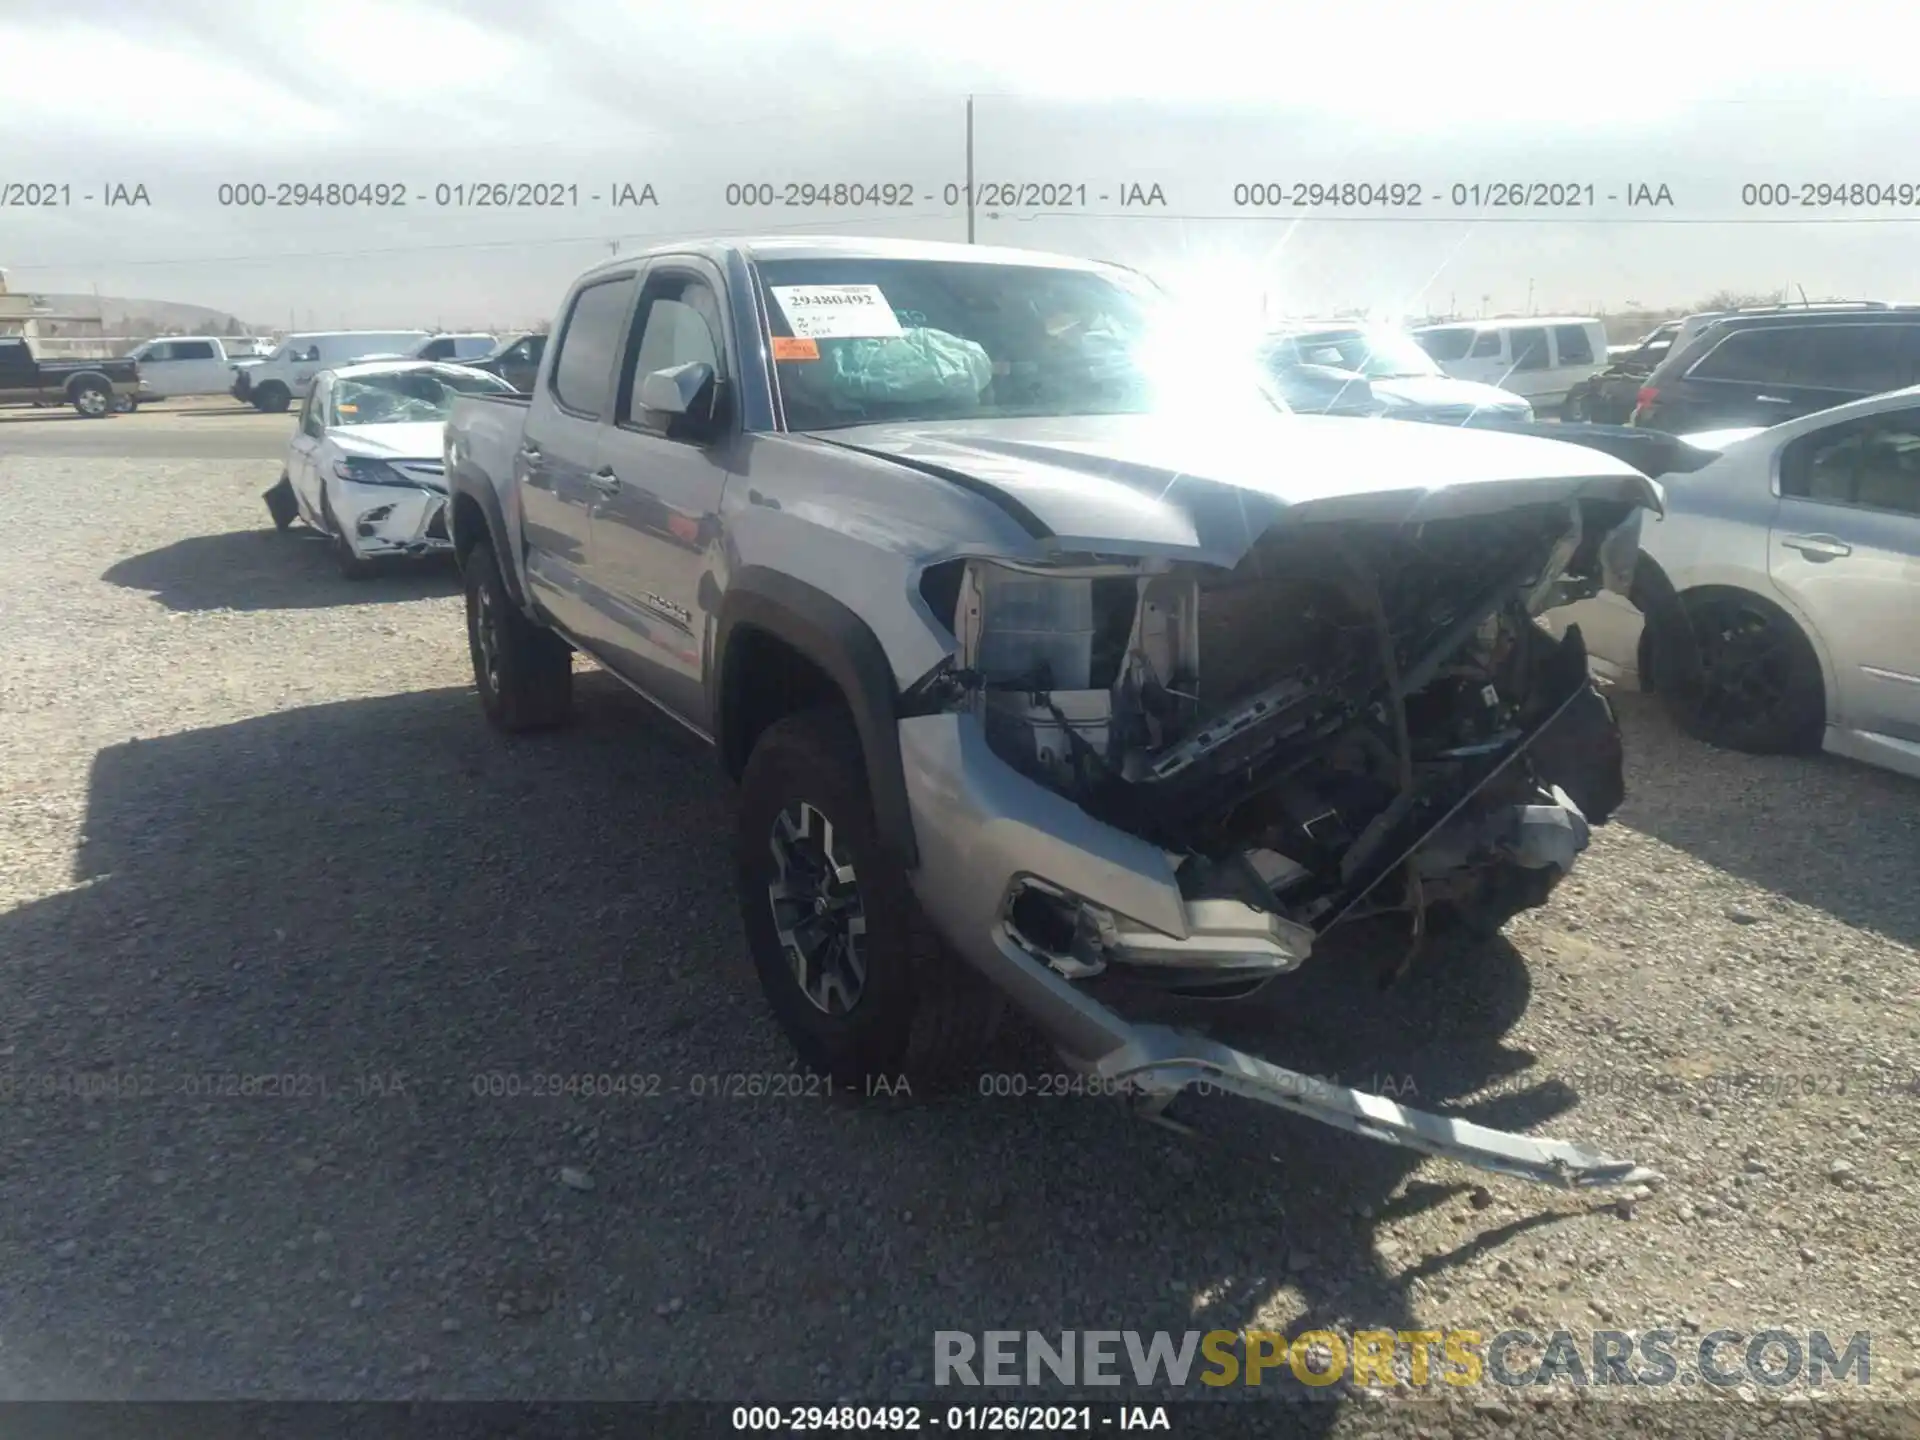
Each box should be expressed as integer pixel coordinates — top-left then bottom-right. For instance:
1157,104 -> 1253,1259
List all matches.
4,0 -> 1918,328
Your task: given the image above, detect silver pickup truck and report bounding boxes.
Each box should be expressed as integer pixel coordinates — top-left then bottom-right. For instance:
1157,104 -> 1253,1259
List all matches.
443,235 -> 1707,1190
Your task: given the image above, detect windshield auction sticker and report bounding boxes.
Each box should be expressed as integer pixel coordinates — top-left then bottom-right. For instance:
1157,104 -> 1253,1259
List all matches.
769,284 -> 905,339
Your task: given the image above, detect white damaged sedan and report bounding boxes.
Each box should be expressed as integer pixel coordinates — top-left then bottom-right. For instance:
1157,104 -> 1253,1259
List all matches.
262,359 -> 519,578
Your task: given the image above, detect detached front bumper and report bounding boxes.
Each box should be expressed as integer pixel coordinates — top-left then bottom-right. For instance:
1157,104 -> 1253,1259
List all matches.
896,709 -> 1658,1191
334,480 -> 452,559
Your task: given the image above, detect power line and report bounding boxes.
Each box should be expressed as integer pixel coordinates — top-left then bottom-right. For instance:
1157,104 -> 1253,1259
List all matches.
1,210 -> 966,274
16,205 -> 1920,276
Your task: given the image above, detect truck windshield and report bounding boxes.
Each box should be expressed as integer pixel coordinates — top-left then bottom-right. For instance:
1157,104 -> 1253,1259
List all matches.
754,257 -> 1274,430
331,366 -> 516,425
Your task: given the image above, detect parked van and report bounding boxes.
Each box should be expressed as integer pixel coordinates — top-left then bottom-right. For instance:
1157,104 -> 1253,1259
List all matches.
1410,317 -> 1610,410
125,336 -> 262,400
232,330 -> 432,411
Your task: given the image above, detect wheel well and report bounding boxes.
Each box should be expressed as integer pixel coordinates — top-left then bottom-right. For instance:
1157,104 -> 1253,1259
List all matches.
65,373 -> 109,394
1651,580 -> 1829,723
449,493 -> 488,567
719,625 -> 846,781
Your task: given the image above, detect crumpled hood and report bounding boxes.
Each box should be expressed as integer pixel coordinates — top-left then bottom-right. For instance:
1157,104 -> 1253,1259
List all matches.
813,412 -> 1662,567
1369,374 -> 1531,416
326,421 -> 446,460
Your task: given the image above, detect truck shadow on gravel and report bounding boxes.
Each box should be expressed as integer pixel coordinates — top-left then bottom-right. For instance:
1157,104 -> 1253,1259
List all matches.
1609,692 -> 1920,950
0,673 -> 1600,1411
101,526 -> 460,612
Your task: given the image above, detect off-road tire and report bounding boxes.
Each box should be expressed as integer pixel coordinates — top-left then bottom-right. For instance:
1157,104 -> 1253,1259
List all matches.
736,707 -> 1003,1092
1651,588 -> 1825,755
253,382 -> 291,414
463,538 -> 572,731
69,380 -> 112,418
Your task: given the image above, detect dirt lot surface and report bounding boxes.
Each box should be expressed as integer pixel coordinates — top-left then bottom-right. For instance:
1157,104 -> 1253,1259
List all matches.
2,438 -> 1917,1436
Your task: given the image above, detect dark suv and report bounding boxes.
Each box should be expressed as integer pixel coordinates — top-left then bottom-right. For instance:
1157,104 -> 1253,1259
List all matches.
1631,309 -> 1920,433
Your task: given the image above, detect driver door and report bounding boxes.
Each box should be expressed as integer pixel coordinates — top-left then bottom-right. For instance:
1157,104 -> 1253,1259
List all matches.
287,376 -> 332,521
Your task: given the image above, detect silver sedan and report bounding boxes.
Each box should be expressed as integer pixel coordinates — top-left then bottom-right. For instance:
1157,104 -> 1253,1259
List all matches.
1548,385 -> 1920,779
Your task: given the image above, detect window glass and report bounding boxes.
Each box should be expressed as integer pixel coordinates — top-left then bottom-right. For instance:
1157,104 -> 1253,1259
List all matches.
1783,410 -> 1920,516
1688,328 -> 1797,384
1470,330 -> 1504,359
549,276 -> 637,418
1553,325 -> 1595,366
142,342 -> 175,362
1414,327 -> 1473,362
1788,325 -> 1909,393
174,340 -> 216,361
1509,328 -> 1550,371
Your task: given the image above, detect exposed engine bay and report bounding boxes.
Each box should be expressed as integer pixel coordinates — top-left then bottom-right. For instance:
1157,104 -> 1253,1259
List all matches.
914,496 -> 1636,990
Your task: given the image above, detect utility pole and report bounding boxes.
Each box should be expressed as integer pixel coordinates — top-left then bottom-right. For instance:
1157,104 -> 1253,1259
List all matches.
965,95 -> 976,244
1526,277 -> 1535,315
608,239 -> 620,256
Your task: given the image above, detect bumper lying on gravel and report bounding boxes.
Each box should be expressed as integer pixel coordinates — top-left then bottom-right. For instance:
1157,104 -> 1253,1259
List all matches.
898,708 -> 1660,1191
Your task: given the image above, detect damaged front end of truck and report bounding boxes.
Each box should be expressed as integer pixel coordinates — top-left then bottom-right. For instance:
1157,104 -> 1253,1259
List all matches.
887,424 -> 1671,1189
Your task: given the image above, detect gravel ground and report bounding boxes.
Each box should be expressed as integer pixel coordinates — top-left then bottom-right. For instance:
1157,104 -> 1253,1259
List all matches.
1,449 -> 1917,1436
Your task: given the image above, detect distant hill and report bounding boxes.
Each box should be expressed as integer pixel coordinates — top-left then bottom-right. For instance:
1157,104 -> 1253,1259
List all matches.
32,293 -> 266,336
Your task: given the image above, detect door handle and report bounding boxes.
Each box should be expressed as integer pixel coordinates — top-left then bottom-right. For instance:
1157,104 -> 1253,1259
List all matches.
589,468 -> 621,495
1754,394 -> 1793,404
1781,533 -> 1852,560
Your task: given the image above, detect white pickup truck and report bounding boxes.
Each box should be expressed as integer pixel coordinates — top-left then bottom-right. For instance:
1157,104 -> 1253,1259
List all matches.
125,336 -> 266,401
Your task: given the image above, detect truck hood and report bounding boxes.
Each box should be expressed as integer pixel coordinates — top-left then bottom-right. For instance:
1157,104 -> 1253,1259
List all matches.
326,421 -> 446,460
813,412 -> 1661,567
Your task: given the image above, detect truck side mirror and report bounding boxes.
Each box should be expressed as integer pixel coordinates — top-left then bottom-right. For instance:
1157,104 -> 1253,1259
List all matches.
638,361 -> 725,442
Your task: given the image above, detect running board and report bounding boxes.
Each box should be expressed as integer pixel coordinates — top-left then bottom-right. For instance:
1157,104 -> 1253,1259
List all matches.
1097,1023 -> 1660,1191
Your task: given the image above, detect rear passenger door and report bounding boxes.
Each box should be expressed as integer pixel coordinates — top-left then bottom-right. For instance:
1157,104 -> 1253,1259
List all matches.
1549,324 -> 1599,403
1770,405 -> 1920,743
168,339 -> 230,394
1782,323 -> 1914,417
519,271 -> 639,645
1674,327 -> 1804,429
1503,326 -> 1553,402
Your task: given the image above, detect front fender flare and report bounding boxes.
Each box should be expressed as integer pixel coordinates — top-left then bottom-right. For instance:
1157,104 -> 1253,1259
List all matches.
714,567 -> 919,870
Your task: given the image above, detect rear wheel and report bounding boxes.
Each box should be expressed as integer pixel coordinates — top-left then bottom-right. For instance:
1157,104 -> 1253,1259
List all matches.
736,708 -> 1002,1092
70,380 -> 112,418
1653,589 -> 1824,754
463,539 -> 572,730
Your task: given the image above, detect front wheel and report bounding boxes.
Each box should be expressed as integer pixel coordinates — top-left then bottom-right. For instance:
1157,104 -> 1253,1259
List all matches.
1652,589 -> 1825,754
735,708 -> 1003,1092
253,382 -> 291,414
463,539 -> 572,731
1560,391 -> 1588,423
321,490 -> 375,579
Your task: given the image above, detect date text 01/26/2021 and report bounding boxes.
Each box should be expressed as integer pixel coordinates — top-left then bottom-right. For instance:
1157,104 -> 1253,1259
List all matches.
720,182 -> 1169,208
730,1405 -> 1170,1432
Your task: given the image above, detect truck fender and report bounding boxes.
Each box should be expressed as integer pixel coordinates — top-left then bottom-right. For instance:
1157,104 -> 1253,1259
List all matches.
447,473 -> 531,612
63,369 -> 119,396
713,566 -> 919,870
